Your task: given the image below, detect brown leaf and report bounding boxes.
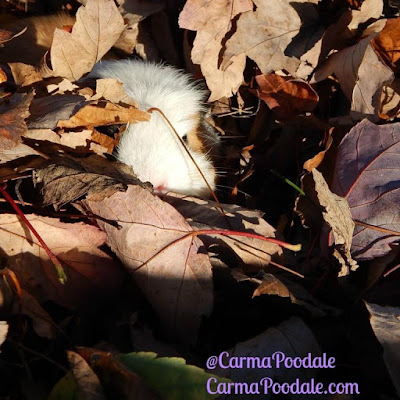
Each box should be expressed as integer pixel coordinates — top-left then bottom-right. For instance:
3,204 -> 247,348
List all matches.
67,351 -> 106,399
372,18 -> 400,73
312,36 -> 394,121
1,214 -> 123,309
8,63 -> 42,87
0,92 -> 33,149
165,194 -> 282,270
253,73 -> 319,120
76,347 -> 159,399
57,101 -> 150,129
50,0 -> 125,81
252,273 -> 290,298
303,130 -> 333,171
91,78 -> 138,107
312,169 -> 357,276
84,185 -> 214,345
179,0 -> 252,101
221,0 -> 301,76
35,155 -> 142,209
28,94 -> 87,130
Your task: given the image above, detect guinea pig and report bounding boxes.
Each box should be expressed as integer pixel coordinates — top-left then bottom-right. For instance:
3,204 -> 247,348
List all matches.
90,60 -> 219,198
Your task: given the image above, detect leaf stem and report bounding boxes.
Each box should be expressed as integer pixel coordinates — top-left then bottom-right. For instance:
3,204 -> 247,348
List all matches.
0,184 -> 67,284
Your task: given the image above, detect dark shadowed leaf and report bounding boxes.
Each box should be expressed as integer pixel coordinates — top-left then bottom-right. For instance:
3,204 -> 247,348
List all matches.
332,119 -> 400,260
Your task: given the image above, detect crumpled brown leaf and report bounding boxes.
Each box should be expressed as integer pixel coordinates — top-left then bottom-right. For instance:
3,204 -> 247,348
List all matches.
35,155 -> 143,209
312,169 -> 357,276
179,0 -> 252,101
0,92 -> 33,149
84,185 -> 214,345
50,0 -> 125,81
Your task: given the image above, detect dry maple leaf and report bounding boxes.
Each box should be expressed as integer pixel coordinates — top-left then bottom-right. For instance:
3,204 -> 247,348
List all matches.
0,214 -> 123,309
179,0 -> 252,101
165,194 -> 282,270
221,0 -> 301,77
50,0 -> 125,81
0,92 -> 33,149
84,185 -> 213,345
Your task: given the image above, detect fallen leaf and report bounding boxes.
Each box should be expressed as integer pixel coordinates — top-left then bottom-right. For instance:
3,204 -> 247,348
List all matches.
91,78 -> 138,106
303,130 -> 333,171
312,36 -> 394,121
1,214 -> 123,309
365,302 -> 400,396
221,0 -> 301,76
253,73 -> 319,120
165,194 -> 282,270
313,169 -> 357,276
252,273 -> 290,298
35,155 -> 141,209
67,351 -> 106,399
372,18 -> 400,73
50,0 -> 125,81
379,80 -> 400,119
28,94 -> 87,130
8,63 -> 42,87
332,119 -> 400,261
117,351 -> 230,400
84,185 -> 214,345
348,0 -> 383,32
0,92 -> 33,149
179,0 -> 252,101
57,101 -> 150,129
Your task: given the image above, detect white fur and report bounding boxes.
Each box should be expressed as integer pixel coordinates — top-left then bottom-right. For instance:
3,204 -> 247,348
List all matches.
90,60 -> 215,197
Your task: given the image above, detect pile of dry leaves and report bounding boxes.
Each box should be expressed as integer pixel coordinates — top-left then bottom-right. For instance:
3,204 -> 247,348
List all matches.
0,0 -> 399,399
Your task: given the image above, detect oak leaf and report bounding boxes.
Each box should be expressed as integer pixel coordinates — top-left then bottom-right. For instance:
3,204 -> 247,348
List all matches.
179,0 -> 252,101
50,0 -> 125,81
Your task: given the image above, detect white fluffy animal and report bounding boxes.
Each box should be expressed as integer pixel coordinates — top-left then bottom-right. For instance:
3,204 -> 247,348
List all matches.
90,60 -> 218,198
